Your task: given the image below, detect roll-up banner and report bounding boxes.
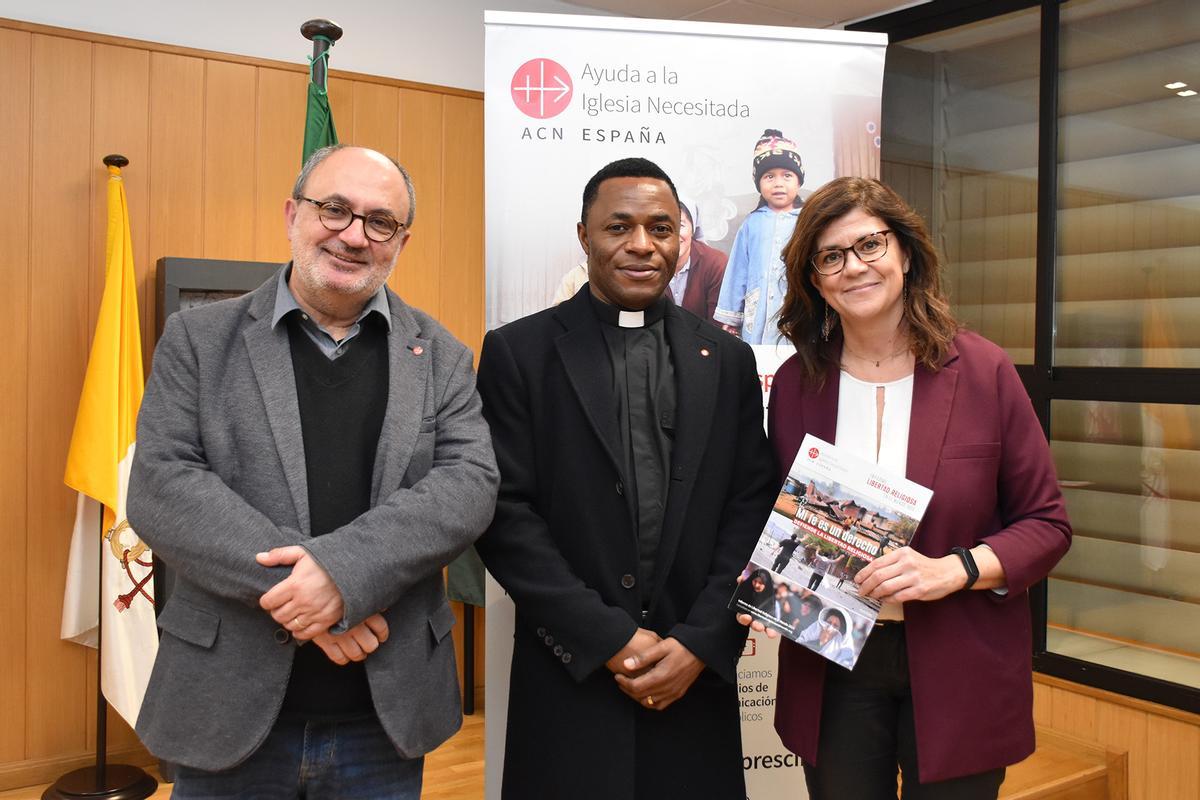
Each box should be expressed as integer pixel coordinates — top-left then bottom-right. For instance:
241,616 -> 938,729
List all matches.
483,11 -> 886,798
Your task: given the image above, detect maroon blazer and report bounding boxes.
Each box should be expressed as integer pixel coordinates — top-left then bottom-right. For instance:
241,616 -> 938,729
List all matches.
673,240 -> 727,325
768,330 -> 1071,783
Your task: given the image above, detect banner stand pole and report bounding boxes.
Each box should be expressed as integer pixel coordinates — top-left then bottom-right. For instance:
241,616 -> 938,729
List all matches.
43,157 -> 158,800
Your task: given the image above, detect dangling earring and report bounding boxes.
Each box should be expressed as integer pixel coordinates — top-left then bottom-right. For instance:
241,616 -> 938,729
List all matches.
822,304 -> 834,342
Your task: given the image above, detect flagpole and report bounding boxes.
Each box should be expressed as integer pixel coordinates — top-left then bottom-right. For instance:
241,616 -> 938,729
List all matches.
96,495 -> 107,787
301,18 -> 343,89
43,155 -> 157,800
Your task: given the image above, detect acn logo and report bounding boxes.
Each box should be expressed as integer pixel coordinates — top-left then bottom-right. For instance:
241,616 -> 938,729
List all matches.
511,58 -> 573,119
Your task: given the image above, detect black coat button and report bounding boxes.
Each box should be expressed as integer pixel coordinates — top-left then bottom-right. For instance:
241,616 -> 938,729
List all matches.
273,628 -> 291,644
616,481 -> 624,495
621,574 -> 636,589
536,627 -> 547,638
562,652 -> 572,664
553,644 -> 564,656
545,634 -> 554,646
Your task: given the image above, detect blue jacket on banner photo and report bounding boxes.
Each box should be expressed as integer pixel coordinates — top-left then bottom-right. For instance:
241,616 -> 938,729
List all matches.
714,205 -> 800,345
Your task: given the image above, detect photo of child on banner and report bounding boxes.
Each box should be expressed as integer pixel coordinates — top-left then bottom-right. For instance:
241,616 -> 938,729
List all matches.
714,128 -> 805,344
730,434 -> 931,668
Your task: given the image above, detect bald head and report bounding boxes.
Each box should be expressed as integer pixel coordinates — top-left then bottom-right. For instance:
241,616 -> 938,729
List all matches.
294,145 -> 416,228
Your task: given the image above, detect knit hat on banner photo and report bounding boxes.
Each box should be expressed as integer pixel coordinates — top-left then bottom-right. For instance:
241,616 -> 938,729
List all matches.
752,128 -> 805,189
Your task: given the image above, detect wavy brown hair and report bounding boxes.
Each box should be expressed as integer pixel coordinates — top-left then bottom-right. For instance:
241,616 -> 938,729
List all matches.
776,177 -> 958,384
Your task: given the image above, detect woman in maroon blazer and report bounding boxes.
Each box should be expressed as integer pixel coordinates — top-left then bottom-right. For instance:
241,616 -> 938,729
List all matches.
740,178 -> 1071,799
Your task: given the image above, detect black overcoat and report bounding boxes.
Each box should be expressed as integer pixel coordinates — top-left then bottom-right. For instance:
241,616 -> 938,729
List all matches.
476,287 -> 778,799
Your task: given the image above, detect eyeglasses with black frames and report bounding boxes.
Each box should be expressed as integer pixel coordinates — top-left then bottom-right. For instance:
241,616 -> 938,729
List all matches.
299,197 -> 406,243
809,230 -> 892,276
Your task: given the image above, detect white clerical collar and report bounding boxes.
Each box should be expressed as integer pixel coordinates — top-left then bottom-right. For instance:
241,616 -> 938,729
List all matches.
587,290 -> 668,328
618,310 -> 645,328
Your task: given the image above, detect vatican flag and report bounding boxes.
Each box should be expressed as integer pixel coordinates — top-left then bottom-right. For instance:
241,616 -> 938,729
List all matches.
60,160 -> 158,728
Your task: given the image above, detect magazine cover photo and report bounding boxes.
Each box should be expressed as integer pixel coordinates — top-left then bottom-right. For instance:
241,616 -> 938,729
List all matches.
730,435 -> 932,668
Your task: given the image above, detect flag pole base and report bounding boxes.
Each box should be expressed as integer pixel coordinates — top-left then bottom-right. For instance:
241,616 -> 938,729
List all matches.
41,765 -> 157,800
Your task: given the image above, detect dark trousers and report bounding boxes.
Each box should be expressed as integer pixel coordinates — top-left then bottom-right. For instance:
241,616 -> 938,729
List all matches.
807,572 -> 824,591
803,624 -> 1005,800
772,554 -> 791,573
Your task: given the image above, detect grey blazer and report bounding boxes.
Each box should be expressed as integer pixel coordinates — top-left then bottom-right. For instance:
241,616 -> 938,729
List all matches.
128,268 -> 499,771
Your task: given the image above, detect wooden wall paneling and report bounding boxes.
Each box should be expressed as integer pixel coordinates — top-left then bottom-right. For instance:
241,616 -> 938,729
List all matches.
0,26 -> 32,767
327,77 -> 355,145
1143,715 -> 1200,799
1050,685 -> 1098,742
147,51 -> 204,348
351,80 -> 400,159
392,89 -> 444,314
26,32 -> 93,759
1094,701 -> 1148,800
437,96 -> 485,352
1033,679 -> 1053,728
90,45 -> 150,345
254,67 -> 306,264
202,59 -> 257,260
88,42 -> 151,751
4,17 -> 485,780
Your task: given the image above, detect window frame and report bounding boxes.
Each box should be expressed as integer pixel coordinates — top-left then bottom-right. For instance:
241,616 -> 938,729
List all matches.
852,0 -> 1200,714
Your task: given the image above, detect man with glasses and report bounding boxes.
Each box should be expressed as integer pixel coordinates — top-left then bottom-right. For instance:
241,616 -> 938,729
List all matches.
129,144 -> 498,797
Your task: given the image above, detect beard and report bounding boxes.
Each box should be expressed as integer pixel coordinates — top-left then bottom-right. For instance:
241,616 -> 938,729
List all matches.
292,243 -> 394,304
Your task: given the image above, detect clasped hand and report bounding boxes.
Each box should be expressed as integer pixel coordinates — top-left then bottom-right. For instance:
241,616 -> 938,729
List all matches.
312,613 -> 389,664
259,546 -> 392,667
257,546 -> 345,641
607,628 -> 704,712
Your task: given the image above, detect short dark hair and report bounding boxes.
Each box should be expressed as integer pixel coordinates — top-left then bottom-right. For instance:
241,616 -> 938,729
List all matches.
293,144 -> 417,228
580,157 -> 680,225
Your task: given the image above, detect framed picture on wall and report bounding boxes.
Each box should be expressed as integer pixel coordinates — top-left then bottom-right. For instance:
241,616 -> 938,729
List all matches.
155,257 -> 281,336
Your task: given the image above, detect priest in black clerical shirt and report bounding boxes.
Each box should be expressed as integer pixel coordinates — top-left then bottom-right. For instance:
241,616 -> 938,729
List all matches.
476,157 -> 778,800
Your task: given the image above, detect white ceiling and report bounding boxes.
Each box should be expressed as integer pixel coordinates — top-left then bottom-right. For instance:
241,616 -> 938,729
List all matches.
0,0 -> 926,91
566,0 -> 927,29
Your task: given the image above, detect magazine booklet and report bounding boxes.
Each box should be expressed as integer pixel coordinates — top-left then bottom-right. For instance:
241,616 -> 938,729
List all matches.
730,434 -> 933,668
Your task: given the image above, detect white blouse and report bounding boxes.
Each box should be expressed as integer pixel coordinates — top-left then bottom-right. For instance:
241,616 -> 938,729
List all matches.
835,370 -> 913,473
835,369 -> 914,621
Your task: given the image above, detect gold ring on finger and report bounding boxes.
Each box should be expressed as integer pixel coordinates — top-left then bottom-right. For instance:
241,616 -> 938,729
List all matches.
646,695 -> 654,706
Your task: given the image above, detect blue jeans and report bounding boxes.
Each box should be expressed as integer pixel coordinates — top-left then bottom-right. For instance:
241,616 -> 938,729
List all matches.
171,715 -> 423,799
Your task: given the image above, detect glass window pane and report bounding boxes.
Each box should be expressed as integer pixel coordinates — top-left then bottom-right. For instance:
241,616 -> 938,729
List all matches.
1054,0 -> 1200,367
881,7 -> 1041,363
1049,399 -> 1200,689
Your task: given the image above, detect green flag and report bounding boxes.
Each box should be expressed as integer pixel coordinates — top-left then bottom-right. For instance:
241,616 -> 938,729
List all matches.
302,44 -> 338,164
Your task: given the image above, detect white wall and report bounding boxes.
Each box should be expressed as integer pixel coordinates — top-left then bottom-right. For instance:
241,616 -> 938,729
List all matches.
0,0 -> 609,91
